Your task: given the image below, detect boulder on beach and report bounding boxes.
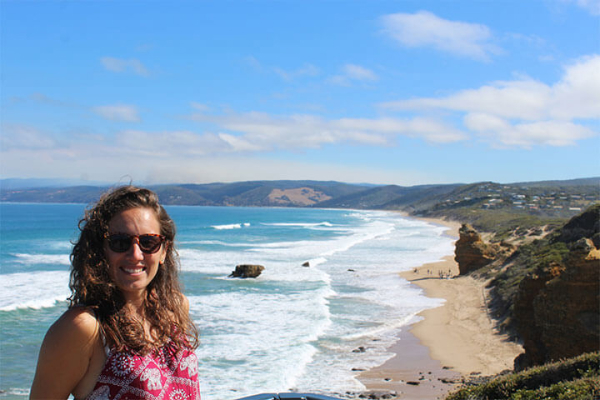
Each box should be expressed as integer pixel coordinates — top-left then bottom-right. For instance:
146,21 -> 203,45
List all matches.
228,264 -> 265,278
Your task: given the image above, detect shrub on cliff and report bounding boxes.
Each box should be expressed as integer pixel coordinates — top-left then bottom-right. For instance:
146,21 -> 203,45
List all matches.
488,238 -> 570,332
487,204 -> 598,340
446,352 -> 600,400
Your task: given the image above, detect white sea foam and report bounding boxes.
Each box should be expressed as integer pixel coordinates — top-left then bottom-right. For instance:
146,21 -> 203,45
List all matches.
211,222 -> 250,230
0,271 -> 70,311
3,388 -> 30,396
189,284 -> 333,397
262,221 -> 334,228
181,211 -> 455,398
178,240 -> 255,248
13,253 -> 70,266
48,240 -> 73,251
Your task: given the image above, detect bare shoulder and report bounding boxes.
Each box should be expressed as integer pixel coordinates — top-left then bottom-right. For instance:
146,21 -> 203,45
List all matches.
30,307 -> 102,399
41,306 -> 100,361
48,306 -> 99,342
180,293 -> 190,311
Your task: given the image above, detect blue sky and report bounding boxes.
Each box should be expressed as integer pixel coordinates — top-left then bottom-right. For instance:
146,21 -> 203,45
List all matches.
1,0 -> 599,186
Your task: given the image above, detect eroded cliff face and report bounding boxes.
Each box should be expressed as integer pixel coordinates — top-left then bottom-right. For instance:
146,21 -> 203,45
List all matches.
454,224 -> 501,275
513,206 -> 600,370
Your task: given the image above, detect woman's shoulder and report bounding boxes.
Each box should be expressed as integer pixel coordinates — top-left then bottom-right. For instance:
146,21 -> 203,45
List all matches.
47,306 -> 100,343
31,307 -> 104,399
180,293 -> 190,312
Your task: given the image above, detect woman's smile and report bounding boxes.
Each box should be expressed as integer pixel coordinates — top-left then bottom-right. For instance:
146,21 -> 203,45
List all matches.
121,266 -> 146,275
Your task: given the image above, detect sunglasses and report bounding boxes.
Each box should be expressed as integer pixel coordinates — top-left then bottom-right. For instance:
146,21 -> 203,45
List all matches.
105,233 -> 166,254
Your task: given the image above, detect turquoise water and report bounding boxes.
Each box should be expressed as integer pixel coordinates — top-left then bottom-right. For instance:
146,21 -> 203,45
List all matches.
0,204 -> 454,399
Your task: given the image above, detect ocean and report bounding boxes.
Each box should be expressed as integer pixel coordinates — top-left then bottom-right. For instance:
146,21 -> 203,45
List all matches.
0,203 -> 454,399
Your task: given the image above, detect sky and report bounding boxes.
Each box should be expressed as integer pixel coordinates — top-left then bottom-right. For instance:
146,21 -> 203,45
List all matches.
1,0 -> 599,186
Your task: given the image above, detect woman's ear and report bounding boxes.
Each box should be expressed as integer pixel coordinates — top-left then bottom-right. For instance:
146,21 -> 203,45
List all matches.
160,242 -> 169,264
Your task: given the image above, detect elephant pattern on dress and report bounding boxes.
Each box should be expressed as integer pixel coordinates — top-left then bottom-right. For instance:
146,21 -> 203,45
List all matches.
86,341 -> 200,400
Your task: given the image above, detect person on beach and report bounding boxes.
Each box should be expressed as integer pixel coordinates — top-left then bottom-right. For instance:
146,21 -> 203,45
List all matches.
30,186 -> 200,400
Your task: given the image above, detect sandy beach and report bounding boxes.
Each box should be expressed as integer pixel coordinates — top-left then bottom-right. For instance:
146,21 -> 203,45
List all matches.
358,217 -> 523,399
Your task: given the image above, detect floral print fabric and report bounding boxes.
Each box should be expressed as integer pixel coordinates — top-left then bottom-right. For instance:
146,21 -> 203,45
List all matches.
86,341 -> 200,400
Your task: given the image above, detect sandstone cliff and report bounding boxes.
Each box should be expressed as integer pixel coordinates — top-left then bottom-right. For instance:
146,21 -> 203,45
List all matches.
513,205 -> 600,370
454,224 -> 501,275
453,206 -> 600,371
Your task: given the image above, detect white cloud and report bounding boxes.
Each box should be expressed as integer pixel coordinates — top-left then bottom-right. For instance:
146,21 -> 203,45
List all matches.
243,55 -> 265,72
343,64 -> 378,81
550,54 -> 600,119
385,79 -> 552,120
101,57 -> 150,77
93,104 -> 140,122
464,114 -> 594,147
217,133 -> 265,152
380,54 -> 600,148
113,130 -> 220,157
190,110 -> 466,150
0,124 -> 56,150
244,56 -> 320,81
561,0 -> 600,15
329,64 -> 379,86
273,63 -> 320,81
380,10 -> 499,61
190,102 -> 210,112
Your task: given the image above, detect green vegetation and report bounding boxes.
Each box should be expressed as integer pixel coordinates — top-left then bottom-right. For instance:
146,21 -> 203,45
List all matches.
472,205 -> 599,336
411,180 -> 599,236
446,352 -> 600,400
488,237 -> 570,326
423,207 -> 567,241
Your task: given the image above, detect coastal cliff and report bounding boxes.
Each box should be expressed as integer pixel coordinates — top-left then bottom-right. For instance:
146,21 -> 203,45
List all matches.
513,206 -> 600,370
453,205 -> 600,371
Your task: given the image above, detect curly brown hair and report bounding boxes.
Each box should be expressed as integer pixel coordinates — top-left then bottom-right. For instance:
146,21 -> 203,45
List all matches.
69,185 -> 199,354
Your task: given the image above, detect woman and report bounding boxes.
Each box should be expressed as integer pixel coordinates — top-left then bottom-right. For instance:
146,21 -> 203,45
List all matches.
31,186 -> 200,400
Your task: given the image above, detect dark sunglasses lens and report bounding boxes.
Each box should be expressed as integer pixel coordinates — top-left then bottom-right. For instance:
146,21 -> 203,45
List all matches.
108,234 -> 132,253
138,235 -> 163,253
107,234 -> 164,254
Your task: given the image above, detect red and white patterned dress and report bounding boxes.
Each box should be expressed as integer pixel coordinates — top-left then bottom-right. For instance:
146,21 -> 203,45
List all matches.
86,340 -> 200,400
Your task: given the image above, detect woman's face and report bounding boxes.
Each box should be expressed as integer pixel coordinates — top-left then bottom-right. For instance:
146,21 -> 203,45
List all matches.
104,207 -> 167,302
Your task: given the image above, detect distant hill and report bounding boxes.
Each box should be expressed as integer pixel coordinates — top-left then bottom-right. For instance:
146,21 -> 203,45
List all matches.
0,180 -> 368,207
511,177 -> 600,187
1,178 -> 598,224
316,183 -> 463,210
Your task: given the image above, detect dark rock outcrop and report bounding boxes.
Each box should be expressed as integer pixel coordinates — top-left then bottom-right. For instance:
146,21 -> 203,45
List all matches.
454,224 -> 500,274
513,206 -> 600,370
228,264 -> 265,278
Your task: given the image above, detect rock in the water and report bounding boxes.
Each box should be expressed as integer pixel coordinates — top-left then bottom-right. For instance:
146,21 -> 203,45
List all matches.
302,261 -> 310,267
229,264 -> 265,278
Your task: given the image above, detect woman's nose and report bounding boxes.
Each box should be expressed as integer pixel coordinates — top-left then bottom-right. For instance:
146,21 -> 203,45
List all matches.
128,238 -> 145,259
